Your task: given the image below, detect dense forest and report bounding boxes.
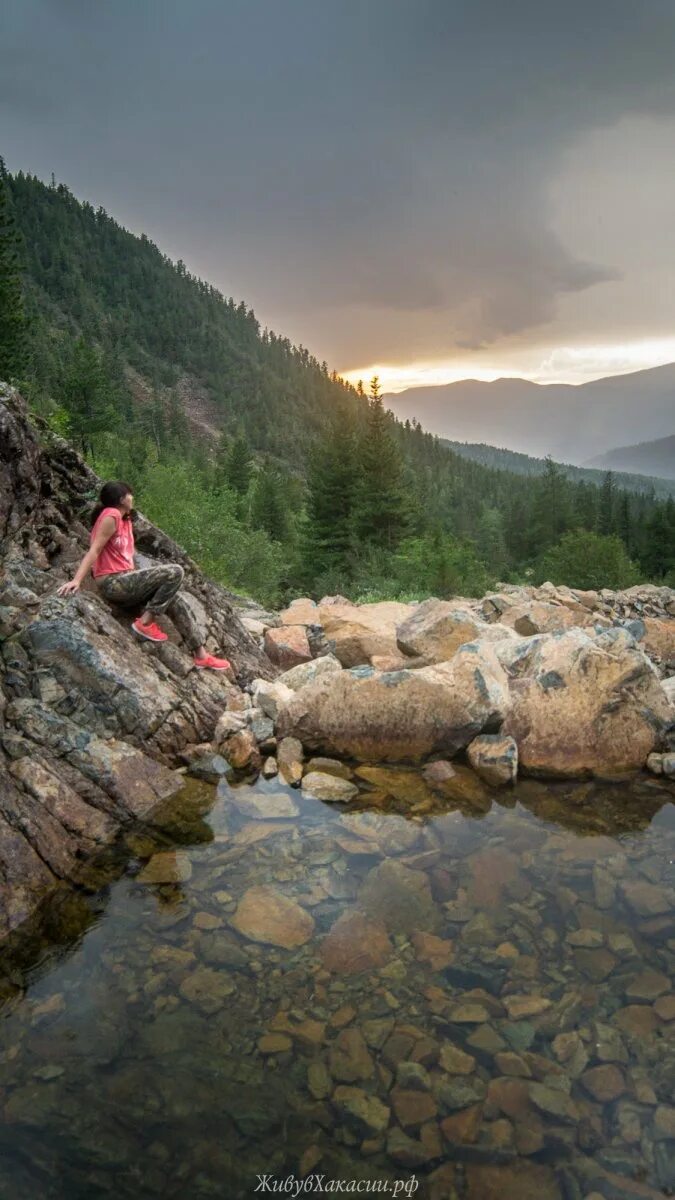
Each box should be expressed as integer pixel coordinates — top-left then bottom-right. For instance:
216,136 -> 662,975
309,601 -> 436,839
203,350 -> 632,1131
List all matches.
438,438 -> 674,499
2,164 -> 674,605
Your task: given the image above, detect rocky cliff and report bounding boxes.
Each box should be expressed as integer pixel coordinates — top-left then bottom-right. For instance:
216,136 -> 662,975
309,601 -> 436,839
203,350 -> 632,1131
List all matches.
0,385 -> 275,940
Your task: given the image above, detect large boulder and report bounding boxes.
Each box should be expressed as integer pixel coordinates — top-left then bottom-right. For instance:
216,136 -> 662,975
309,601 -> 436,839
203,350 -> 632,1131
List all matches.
277,654 -> 342,691
263,624 -> 312,669
278,597 -> 320,625
276,642 -> 510,762
396,597 -> 516,663
498,600 -> 582,636
501,628 -> 673,778
316,601 -> 414,667
639,617 -> 675,672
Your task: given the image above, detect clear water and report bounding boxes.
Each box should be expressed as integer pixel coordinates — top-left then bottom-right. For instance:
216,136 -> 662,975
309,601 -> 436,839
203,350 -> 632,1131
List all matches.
0,769 -> 674,1200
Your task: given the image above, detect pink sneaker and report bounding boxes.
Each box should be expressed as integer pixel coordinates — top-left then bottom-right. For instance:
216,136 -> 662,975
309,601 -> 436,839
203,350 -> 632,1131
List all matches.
132,618 -> 168,643
194,652 -> 231,671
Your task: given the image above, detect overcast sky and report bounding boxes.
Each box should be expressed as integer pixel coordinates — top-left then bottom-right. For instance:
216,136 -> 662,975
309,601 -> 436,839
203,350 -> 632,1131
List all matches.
3,0 -> 675,389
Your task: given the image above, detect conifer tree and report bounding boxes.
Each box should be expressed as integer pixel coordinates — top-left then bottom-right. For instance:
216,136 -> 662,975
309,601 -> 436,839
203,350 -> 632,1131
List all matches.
302,422 -> 359,575
353,390 -> 406,550
226,431 -> 253,497
63,337 -> 117,460
250,464 -> 288,541
599,471 -> 616,535
0,157 -> 26,380
529,456 -> 571,556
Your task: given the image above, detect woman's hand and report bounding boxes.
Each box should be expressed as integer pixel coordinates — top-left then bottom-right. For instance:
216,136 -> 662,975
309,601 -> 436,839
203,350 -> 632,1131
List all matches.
57,579 -> 81,596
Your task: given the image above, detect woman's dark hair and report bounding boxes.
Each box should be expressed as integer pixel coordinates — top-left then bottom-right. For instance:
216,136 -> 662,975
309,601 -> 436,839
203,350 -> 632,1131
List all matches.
91,481 -> 133,527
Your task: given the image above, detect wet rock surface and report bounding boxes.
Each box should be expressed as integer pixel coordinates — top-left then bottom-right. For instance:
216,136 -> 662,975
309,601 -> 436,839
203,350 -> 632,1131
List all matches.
0,386 -> 274,937
0,768 -> 673,1199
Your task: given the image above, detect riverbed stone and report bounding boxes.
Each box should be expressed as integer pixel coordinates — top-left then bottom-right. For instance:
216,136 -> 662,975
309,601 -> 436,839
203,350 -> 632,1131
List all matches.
137,851 -> 193,884
301,772 -> 359,802
357,859 -> 440,935
625,969 -> 670,1001
654,994 -> 675,1021
390,1087 -> 437,1130
229,885 -> 314,948
277,737 -> 304,786
581,1064 -> 626,1102
338,810 -> 421,856
328,1028 -> 374,1083
503,994 -> 552,1021
464,1162 -> 562,1200
227,789 -> 300,819
439,1043 -> 476,1075
467,734 -> 518,786
178,967 -> 236,1013
319,910 -> 393,974
332,1086 -> 390,1137
440,1103 -> 483,1144
620,880 -> 672,916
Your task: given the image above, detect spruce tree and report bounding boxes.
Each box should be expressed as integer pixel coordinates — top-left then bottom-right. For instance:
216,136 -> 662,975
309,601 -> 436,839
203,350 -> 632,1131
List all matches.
599,471 -> 616,535
226,431 -> 253,497
63,336 -> 117,460
302,422 -> 358,575
353,393 -> 406,550
0,157 -> 26,380
529,457 -> 571,556
250,464 -> 288,541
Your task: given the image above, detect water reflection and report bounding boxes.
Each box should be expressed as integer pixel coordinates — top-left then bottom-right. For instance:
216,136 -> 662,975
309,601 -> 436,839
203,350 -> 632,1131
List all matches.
0,769 -> 674,1199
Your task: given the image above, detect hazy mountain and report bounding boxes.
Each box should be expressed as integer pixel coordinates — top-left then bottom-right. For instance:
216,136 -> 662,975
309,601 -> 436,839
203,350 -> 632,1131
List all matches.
439,439 -> 675,498
385,364 -> 675,463
586,434 -> 675,480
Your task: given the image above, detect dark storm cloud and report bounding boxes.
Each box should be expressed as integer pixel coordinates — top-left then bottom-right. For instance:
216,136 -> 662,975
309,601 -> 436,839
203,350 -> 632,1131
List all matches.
2,0 -> 675,363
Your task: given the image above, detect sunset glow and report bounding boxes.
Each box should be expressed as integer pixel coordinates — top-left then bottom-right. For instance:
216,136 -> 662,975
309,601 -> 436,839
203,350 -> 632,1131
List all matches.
343,338 -> 675,394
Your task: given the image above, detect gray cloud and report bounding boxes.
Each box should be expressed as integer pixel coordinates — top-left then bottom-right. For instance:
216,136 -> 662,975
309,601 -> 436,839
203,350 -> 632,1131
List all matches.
2,0 -> 675,366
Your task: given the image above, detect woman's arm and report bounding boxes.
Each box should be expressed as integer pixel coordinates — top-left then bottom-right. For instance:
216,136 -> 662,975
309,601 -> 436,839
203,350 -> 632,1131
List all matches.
57,515 -> 117,595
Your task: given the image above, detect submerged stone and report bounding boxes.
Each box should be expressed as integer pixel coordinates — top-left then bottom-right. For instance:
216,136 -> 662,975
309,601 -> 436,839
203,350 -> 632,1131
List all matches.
136,851 -> 193,884
229,884 -> 315,948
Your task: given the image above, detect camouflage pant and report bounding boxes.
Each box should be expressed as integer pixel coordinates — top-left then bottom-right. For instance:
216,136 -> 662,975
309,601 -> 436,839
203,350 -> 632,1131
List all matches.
96,565 -> 203,651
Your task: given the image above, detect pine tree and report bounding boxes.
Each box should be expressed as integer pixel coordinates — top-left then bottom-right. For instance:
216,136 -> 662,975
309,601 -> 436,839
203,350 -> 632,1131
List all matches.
599,471 -> 616,535
0,157 -> 26,380
63,336 -> 117,460
353,394 -> 406,549
226,431 -> 253,497
529,457 -> 571,556
477,505 -> 508,577
302,422 -> 359,575
250,464 -> 288,541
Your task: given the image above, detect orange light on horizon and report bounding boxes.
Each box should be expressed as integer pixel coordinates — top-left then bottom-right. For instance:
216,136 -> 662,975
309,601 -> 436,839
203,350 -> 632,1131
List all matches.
341,338 -> 675,394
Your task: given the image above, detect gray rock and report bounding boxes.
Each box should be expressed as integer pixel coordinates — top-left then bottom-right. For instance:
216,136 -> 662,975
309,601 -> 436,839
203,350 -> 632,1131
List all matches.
300,771 -> 358,802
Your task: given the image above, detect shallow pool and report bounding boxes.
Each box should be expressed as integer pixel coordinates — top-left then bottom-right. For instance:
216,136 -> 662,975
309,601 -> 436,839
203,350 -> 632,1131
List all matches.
0,767 -> 674,1199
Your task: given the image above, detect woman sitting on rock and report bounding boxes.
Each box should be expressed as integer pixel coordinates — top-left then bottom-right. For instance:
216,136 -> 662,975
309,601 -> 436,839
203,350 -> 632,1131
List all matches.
57,480 -> 231,671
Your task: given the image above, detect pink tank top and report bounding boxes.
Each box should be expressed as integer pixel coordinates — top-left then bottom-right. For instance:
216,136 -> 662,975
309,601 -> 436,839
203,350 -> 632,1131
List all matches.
90,507 -> 135,578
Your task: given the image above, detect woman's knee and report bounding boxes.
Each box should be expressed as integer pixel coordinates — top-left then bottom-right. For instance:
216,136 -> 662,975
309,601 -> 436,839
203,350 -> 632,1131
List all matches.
163,563 -> 184,585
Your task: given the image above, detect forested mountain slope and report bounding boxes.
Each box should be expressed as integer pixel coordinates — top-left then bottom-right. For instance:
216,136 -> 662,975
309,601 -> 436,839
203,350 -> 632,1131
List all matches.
5,169 -> 675,602
439,439 -> 674,498
587,434 -> 675,481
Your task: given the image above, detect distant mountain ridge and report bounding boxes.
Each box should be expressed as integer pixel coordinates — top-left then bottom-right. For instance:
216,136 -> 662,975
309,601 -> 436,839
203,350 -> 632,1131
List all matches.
586,434 -> 675,481
439,438 -> 675,498
385,364 -> 675,463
